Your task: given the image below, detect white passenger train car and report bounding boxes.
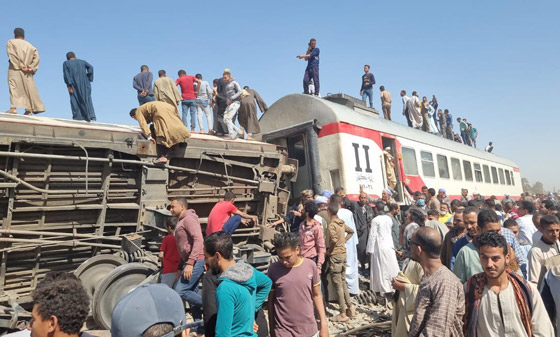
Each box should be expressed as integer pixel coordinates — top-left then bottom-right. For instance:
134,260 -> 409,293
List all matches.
259,93 -> 522,203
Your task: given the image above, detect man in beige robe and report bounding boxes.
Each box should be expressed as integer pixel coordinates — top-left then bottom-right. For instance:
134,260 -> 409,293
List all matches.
391,260 -> 423,337
129,101 -> 190,164
383,147 -> 397,189
6,28 -> 45,115
153,70 -> 182,116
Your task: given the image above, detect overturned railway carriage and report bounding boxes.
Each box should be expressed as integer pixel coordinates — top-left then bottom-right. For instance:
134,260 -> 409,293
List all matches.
260,93 -> 522,202
0,114 -> 294,329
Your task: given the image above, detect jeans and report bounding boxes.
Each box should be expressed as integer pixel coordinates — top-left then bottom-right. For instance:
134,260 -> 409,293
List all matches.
222,215 -> 242,234
404,107 -> 412,127
197,99 -> 213,132
224,101 -> 243,137
181,99 -> 198,130
446,126 -> 454,140
175,260 -> 205,321
160,272 -> 177,288
471,137 -> 476,148
361,88 -> 374,108
303,66 -> 320,95
461,131 -> 471,145
137,94 -> 155,106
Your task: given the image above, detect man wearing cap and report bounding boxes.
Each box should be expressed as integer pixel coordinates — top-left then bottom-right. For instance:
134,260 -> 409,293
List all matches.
169,198 -> 205,334
437,188 -> 450,205
204,232 -> 272,337
112,283 -> 192,337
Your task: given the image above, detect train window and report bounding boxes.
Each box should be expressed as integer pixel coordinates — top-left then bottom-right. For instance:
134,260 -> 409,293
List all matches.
483,165 -> 491,183
451,158 -> 462,180
437,155 -> 450,179
498,168 -> 505,185
491,167 -> 499,184
463,160 -> 473,181
510,171 -> 515,185
505,170 -> 511,185
402,147 -> 419,176
474,163 -> 483,182
421,151 -> 435,177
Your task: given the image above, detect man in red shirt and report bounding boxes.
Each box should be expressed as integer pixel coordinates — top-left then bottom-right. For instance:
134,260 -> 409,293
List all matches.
175,69 -> 201,132
206,191 -> 257,235
159,216 -> 180,288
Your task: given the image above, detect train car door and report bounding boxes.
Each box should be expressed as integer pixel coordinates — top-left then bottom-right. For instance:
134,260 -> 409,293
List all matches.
262,121 -> 322,203
381,137 -> 404,202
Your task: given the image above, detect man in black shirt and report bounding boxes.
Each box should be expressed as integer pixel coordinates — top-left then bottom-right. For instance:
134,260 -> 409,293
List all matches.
360,65 -> 375,108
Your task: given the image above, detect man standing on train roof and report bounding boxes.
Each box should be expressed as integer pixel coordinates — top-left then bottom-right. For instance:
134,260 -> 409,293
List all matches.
445,109 -> 454,140
133,65 -> 155,106
380,86 -> 392,120
459,118 -> 471,146
63,52 -> 95,122
360,64 -> 375,108
400,90 -> 412,127
407,91 -> 423,129
6,27 -> 45,115
297,38 -> 320,96
129,101 -> 191,164
153,69 -> 182,116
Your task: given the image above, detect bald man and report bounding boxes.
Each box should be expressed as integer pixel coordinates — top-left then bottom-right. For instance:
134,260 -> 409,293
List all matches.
408,227 -> 465,337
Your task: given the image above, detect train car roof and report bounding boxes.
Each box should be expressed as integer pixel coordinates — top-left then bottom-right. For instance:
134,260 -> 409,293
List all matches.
260,93 -> 519,168
0,113 -> 280,156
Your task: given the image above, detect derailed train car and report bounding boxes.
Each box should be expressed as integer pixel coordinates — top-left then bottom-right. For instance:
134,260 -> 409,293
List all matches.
0,114 -> 296,329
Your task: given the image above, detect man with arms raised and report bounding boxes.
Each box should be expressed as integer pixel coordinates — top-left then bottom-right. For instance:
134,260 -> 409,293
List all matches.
464,232 -> 554,337
408,227 -> 465,337
268,232 -> 328,337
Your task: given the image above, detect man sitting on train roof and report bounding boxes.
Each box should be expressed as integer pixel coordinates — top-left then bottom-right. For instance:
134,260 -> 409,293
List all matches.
129,101 -> 191,164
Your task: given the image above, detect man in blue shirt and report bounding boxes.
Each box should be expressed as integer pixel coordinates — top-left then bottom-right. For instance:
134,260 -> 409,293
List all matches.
133,65 -> 155,105
297,38 -> 320,96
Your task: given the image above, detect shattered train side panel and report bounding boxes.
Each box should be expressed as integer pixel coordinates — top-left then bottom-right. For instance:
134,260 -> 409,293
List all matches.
0,114 -> 294,309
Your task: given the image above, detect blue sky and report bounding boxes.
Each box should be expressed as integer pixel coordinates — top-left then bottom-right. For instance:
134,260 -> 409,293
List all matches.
2,0 -> 558,191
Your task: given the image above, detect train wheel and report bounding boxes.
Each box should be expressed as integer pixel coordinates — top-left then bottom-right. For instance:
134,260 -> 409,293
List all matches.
92,263 -> 157,329
74,254 -> 127,306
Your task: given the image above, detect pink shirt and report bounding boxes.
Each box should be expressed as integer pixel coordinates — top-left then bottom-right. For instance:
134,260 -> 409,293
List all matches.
206,201 -> 238,235
298,219 -> 326,267
174,209 -> 205,266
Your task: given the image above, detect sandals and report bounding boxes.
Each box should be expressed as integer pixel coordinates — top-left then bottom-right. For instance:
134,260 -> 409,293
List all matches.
330,314 -> 349,322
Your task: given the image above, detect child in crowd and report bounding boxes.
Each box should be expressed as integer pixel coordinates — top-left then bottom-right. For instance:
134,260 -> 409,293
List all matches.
159,216 -> 180,288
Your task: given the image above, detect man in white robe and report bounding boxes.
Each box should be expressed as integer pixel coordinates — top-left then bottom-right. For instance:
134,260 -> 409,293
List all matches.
337,201 -> 360,295
6,28 -> 45,114
406,91 -> 422,129
366,213 -> 400,300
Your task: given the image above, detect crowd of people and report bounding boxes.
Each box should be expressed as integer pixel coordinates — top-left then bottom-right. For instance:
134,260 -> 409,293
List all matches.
22,187 -> 559,337
5,28 -> 269,142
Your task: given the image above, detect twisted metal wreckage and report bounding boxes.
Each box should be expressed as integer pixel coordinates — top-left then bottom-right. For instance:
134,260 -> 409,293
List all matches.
0,114 -> 297,330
